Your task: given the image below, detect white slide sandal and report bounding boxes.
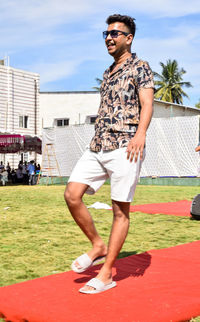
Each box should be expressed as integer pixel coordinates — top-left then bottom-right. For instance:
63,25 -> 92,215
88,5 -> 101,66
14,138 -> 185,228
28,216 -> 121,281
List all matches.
71,253 -> 106,273
79,277 -> 117,294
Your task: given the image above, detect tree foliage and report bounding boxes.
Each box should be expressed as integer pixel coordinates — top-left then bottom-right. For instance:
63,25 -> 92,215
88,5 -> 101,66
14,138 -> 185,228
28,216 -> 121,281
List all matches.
154,59 -> 192,104
92,78 -> 102,91
195,100 -> 200,109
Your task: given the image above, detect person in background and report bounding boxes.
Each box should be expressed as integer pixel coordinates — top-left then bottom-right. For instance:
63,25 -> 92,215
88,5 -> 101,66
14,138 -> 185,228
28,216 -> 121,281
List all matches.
36,164 -> 41,173
35,163 -> 41,184
18,161 -> 23,170
0,165 -> 8,186
6,162 -> 11,179
0,170 -> 8,185
27,160 -> 35,185
22,161 -> 28,184
6,162 -> 11,173
16,166 -> 23,184
11,169 -> 16,184
0,161 -> 5,171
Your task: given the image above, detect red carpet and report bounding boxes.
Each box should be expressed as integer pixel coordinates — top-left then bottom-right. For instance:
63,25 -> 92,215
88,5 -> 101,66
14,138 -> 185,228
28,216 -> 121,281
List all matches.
1,241 -> 200,322
130,200 -> 192,216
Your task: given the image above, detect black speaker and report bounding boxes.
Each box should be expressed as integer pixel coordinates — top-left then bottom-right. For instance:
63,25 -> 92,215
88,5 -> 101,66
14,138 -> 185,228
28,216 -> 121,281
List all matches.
190,194 -> 200,220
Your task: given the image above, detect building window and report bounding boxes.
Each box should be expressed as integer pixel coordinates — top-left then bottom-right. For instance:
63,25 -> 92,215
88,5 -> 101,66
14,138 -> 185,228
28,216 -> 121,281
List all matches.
22,152 -> 28,162
85,115 -> 97,124
90,116 -> 97,124
19,115 -> 28,128
55,118 -> 69,127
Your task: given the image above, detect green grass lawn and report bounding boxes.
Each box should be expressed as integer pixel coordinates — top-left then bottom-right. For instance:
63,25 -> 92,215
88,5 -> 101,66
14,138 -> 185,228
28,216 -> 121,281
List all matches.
0,184 -> 200,321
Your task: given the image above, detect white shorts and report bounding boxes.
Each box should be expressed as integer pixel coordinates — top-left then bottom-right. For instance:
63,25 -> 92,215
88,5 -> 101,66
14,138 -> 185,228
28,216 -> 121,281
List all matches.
68,147 -> 145,202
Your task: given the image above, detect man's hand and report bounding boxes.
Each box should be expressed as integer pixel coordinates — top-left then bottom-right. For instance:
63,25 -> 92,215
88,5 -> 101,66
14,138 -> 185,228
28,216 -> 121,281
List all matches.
126,133 -> 146,163
126,87 -> 154,163
195,145 -> 200,152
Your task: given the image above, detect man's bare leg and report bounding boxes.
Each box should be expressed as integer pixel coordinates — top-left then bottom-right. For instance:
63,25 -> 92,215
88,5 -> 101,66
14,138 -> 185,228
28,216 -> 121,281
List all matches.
81,199 -> 130,291
64,182 -> 107,267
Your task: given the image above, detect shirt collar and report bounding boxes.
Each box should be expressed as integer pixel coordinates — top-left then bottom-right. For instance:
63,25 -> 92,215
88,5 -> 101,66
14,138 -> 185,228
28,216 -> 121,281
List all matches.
105,53 -> 137,78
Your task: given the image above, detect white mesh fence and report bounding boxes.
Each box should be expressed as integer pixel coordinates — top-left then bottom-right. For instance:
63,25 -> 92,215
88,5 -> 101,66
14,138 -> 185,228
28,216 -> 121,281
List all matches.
42,116 -> 200,177
141,116 -> 200,177
42,125 -> 94,177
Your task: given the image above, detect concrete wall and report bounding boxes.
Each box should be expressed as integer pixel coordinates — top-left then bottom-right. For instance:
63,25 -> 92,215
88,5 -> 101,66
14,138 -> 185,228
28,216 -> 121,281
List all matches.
0,65 -> 40,135
40,91 -> 100,128
0,65 -> 40,168
40,91 -> 200,128
153,100 -> 200,118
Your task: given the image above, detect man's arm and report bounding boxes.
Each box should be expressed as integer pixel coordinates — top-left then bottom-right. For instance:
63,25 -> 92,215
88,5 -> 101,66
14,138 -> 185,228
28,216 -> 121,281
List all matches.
126,88 -> 154,162
195,145 -> 200,152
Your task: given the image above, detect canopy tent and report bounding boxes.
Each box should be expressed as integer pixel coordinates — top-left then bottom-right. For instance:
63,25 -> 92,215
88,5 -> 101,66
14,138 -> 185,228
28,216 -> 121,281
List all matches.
0,134 -> 42,154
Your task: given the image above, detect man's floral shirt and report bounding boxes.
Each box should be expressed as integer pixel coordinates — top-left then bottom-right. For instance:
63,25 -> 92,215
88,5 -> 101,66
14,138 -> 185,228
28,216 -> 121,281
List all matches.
90,53 -> 154,152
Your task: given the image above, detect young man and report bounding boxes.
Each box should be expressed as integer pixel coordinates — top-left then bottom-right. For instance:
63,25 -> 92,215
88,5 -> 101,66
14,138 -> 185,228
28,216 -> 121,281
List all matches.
64,14 -> 154,294
27,160 -> 35,185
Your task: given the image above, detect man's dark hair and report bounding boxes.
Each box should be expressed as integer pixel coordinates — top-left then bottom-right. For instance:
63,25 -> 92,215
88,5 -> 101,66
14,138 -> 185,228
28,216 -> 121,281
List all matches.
106,14 -> 136,38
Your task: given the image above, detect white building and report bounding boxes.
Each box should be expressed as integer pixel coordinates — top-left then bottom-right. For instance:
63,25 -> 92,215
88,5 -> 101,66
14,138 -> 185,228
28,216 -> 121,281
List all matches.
0,62 -> 40,168
1,61 -> 200,171
40,91 -> 100,128
40,91 -> 200,129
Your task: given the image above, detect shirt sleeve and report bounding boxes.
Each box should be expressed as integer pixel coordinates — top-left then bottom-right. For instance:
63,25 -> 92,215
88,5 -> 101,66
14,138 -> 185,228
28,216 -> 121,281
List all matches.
135,61 -> 154,90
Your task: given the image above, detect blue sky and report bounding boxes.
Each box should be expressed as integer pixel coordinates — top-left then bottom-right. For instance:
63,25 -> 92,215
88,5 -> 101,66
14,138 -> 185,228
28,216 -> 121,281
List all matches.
1,0 -> 200,107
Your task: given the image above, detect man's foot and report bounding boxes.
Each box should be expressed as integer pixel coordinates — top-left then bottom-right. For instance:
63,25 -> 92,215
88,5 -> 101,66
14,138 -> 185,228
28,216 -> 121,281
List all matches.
79,277 -> 116,294
72,244 -> 107,273
79,266 -> 112,292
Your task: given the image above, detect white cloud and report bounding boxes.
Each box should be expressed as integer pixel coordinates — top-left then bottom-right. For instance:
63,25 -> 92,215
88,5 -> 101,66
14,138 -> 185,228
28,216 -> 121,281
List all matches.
1,0 -> 200,29
132,20 -> 200,105
1,0 -> 200,51
104,0 -> 200,17
0,0 -> 95,25
28,60 -> 81,84
0,0 -> 199,105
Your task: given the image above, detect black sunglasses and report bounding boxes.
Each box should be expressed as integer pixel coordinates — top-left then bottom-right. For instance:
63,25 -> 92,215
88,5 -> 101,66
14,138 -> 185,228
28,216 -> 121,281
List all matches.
102,29 -> 130,39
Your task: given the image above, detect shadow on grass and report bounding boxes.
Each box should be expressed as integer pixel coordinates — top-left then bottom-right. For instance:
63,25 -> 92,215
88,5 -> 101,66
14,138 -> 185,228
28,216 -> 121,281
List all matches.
118,250 -> 138,258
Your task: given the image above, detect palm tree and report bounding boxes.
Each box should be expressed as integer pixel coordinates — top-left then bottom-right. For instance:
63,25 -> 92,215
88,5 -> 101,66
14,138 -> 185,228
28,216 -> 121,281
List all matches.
92,78 -> 102,91
154,59 -> 192,104
195,100 -> 200,109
